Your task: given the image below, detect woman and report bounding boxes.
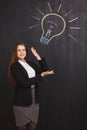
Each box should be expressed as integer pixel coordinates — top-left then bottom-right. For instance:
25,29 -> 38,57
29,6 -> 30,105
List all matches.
8,42 -> 54,130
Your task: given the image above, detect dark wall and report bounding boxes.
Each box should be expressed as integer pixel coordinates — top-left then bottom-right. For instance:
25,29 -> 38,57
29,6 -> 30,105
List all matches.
0,0 -> 87,130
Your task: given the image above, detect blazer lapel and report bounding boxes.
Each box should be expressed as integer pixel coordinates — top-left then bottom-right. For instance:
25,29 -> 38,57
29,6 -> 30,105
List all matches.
17,61 -> 29,77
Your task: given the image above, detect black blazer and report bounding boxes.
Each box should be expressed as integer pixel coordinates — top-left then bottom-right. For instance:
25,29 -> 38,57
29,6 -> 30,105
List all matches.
10,58 -> 49,106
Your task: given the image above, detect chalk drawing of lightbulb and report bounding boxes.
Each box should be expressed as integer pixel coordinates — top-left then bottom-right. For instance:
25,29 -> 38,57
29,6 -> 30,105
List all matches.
40,13 -> 66,45
28,1 -> 81,45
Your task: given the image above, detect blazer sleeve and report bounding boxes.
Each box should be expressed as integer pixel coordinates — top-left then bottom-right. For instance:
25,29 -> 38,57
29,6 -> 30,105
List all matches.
28,58 -> 49,74
38,57 -> 49,71
10,63 -> 43,88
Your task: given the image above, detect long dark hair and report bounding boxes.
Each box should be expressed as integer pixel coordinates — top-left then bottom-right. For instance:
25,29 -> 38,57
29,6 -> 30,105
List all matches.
8,42 -> 29,85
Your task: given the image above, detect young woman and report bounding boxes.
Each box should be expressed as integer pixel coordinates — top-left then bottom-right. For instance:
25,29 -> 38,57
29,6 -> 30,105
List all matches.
8,42 -> 54,130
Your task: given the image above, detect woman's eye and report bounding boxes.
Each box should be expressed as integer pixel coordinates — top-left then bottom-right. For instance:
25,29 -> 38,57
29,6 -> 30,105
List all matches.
17,49 -> 21,52
17,49 -> 26,52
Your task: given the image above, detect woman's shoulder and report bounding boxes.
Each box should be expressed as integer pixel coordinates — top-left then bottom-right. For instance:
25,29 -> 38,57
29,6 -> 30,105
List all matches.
26,60 -> 35,64
26,60 -> 38,68
10,61 -> 19,68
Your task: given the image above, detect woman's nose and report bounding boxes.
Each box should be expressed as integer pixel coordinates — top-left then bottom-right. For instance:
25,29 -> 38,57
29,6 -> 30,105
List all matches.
20,50 -> 24,53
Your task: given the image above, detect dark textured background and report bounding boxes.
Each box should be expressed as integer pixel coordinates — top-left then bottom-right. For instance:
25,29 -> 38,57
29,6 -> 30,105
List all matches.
0,0 -> 87,130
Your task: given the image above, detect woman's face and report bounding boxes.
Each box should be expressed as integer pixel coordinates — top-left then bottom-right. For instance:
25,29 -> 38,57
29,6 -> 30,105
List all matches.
16,45 -> 27,61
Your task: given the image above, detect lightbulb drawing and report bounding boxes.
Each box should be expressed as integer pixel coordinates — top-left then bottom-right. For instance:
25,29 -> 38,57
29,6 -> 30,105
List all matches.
28,1 -> 81,45
40,13 -> 66,45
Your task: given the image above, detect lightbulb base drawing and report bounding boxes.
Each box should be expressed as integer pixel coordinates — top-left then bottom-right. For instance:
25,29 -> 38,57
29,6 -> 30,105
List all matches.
40,36 -> 49,45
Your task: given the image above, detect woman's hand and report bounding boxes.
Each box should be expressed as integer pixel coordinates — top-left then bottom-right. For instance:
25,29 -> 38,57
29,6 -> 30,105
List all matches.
30,47 -> 41,60
41,70 -> 55,77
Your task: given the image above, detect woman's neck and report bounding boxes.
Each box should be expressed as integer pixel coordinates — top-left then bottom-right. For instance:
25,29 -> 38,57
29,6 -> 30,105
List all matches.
18,59 -> 26,62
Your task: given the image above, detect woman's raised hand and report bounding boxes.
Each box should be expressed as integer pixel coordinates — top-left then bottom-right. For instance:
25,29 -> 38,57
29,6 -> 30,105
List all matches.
30,47 -> 41,60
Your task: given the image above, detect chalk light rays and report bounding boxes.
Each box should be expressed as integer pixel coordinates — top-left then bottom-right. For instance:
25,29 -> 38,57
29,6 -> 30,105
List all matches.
28,24 -> 40,29
28,1 -> 80,43
68,34 -> 78,43
64,10 -> 73,17
64,10 -> 80,43
57,3 -> 62,13
69,27 -> 81,29
48,2 -> 52,12
68,17 -> 79,23
28,7 -> 45,29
